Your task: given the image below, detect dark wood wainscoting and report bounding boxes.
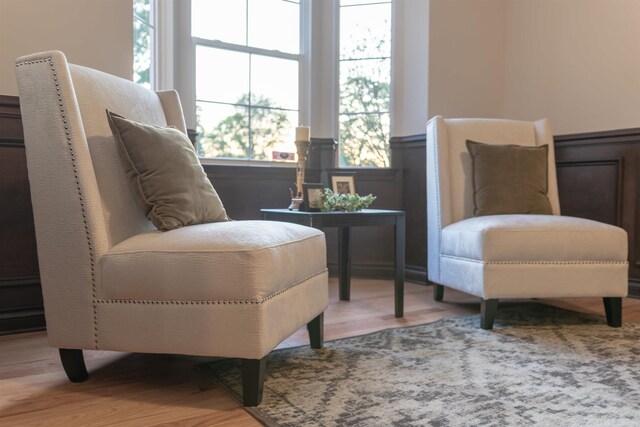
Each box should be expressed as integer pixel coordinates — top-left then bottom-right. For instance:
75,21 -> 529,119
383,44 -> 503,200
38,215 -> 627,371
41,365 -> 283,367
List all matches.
0,95 -> 44,334
4,90 -> 639,335
0,95 -> 402,334
555,129 -> 640,297
390,135 -> 427,283
390,129 -> 640,296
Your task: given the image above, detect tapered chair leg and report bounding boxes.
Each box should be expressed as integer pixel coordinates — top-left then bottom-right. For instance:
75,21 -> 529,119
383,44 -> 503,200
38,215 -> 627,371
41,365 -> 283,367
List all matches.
241,357 -> 266,406
603,297 -> 622,327
433,283 -> 444,302
59,349 -> 89,382
480,299 -> 499,330
307,312 -> 324,349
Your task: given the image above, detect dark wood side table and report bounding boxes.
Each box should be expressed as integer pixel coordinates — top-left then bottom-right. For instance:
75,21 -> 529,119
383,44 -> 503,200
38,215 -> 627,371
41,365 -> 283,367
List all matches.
260,209 -> 406,317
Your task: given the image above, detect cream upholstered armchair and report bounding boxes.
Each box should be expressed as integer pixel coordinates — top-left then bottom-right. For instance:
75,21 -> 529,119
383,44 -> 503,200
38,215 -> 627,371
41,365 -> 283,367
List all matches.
15,51 -> 328,406
426,116 -> 628,329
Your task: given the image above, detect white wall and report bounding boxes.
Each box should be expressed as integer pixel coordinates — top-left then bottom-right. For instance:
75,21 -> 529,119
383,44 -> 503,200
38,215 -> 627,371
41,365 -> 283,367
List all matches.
503,0 -> 640,135
427,0 -> 506,121
0,0 -> 132,96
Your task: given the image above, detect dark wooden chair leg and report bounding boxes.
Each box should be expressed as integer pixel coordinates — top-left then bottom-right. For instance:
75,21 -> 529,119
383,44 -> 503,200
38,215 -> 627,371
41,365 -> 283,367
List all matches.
307,312 -> 324,349
59,349 -> 88,382
480,299 -> 499,330
241,357 -> 266,406
433,283 -> 444,301
338,226 -> 351,301
603,297 -> 622,327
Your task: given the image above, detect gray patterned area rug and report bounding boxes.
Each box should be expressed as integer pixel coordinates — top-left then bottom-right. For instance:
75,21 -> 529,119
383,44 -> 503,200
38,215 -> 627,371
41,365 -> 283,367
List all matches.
195,304 -> 640,426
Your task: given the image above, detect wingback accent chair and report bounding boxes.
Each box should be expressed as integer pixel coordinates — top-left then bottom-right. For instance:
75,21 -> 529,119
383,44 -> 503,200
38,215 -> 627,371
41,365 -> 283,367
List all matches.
15,51 -> 328,406
426,116 -> 628,329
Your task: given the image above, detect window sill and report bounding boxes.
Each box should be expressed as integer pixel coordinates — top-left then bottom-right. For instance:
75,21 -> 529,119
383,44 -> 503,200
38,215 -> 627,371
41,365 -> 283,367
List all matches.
199,157 -> 297,168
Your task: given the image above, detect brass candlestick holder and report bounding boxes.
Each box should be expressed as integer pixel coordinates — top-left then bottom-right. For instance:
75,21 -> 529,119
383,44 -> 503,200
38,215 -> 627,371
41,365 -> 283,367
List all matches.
288,139 -> 311,210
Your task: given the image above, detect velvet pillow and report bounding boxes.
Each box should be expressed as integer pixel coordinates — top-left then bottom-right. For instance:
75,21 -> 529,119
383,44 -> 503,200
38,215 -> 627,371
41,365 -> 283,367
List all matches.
466,140 -> 553,217
107,110 -> 228,231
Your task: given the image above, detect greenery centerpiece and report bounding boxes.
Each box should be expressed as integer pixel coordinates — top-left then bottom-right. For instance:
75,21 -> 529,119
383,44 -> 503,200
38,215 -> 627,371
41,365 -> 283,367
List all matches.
318,189 -> 376,212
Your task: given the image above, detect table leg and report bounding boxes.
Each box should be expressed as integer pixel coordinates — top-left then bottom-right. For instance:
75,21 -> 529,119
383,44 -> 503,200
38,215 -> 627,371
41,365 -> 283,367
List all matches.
338,226 -> 351,301
394,215 -> 405,317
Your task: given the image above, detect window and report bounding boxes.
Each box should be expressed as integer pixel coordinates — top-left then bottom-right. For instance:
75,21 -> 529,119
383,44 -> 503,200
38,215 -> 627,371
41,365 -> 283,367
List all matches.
339,0 -> 391,167
133,0 -> 156,89
192,0 -> 302,160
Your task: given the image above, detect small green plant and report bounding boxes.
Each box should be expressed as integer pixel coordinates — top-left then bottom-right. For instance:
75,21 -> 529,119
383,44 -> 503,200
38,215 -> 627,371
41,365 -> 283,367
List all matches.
319,188 -> 376,212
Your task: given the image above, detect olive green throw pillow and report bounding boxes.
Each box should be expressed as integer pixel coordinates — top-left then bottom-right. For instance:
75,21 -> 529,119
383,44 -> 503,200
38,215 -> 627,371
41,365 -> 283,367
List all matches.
107,110 -> 228,231
466,140 -> 553,216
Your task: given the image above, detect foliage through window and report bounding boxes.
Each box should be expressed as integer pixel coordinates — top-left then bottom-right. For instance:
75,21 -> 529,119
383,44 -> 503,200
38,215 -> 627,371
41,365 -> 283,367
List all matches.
339,0 -> 391,167
192,0 -> 301,160
133,0 -> 155,88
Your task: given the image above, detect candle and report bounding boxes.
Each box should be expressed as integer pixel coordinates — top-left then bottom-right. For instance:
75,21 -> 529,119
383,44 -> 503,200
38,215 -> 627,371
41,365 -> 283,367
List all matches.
296,126 -> 310,142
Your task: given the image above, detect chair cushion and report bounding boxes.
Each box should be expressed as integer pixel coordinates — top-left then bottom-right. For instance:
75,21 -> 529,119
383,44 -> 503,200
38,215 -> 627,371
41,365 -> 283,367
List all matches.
441,215 -> 627,263
99,220 -> 327,302
106,110 -> 228,231
466,140 -> 553,216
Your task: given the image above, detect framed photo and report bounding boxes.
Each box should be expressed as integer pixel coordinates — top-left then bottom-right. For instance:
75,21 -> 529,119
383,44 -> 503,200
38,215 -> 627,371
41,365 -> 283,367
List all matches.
302,183 -> 324,212
328,173 -> 356,195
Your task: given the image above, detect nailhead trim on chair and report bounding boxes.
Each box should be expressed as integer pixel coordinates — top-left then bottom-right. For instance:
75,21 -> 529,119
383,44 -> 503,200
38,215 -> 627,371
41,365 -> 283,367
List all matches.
17,56 -> 100,349
487,260 -> 628,265
95,269 -> 328,306
441,254 -> 627,265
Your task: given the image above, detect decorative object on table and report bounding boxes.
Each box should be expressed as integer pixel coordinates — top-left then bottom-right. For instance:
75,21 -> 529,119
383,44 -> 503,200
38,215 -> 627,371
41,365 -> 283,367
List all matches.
318,188 -> 375,212
197,303 -> 640,427
288,126 -> 311,210
301,183 -> 324,212
328,172 -> 356,195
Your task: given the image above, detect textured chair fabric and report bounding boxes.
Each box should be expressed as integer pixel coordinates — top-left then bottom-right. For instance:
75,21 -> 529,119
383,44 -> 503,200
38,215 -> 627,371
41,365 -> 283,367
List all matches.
15,51 -> 328,360
426,116 -> 627,306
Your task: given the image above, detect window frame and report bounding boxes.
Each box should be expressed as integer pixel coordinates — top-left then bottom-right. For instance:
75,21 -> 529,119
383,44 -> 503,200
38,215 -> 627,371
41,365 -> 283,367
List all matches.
335,0 -> 394,168
133,0 -> 157,90
155,0 -> 396,168
168,0 -> 311,163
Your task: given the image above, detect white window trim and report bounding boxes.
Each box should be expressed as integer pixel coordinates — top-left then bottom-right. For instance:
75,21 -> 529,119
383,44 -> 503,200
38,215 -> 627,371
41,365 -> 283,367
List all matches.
331,0 -> 340,141
156,0 -> 174,90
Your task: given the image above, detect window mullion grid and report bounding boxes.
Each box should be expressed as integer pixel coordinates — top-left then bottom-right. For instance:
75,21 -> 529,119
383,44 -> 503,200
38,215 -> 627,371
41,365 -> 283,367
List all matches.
191,0 -> 303,161
194,40 -> 302,161
193,38 -> 300,61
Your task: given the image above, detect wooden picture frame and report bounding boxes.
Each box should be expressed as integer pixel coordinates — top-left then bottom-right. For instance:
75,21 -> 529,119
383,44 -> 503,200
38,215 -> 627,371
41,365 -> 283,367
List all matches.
328,173 -> 356,195
302,183 -> 324,212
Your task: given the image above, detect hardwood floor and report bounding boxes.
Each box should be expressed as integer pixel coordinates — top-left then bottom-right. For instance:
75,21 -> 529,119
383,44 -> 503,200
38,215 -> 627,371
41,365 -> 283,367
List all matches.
1,278 -> 639,426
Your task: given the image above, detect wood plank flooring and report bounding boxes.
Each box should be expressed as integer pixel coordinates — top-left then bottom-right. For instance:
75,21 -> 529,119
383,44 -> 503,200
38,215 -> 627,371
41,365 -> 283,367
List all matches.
1,278 -> 639,426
